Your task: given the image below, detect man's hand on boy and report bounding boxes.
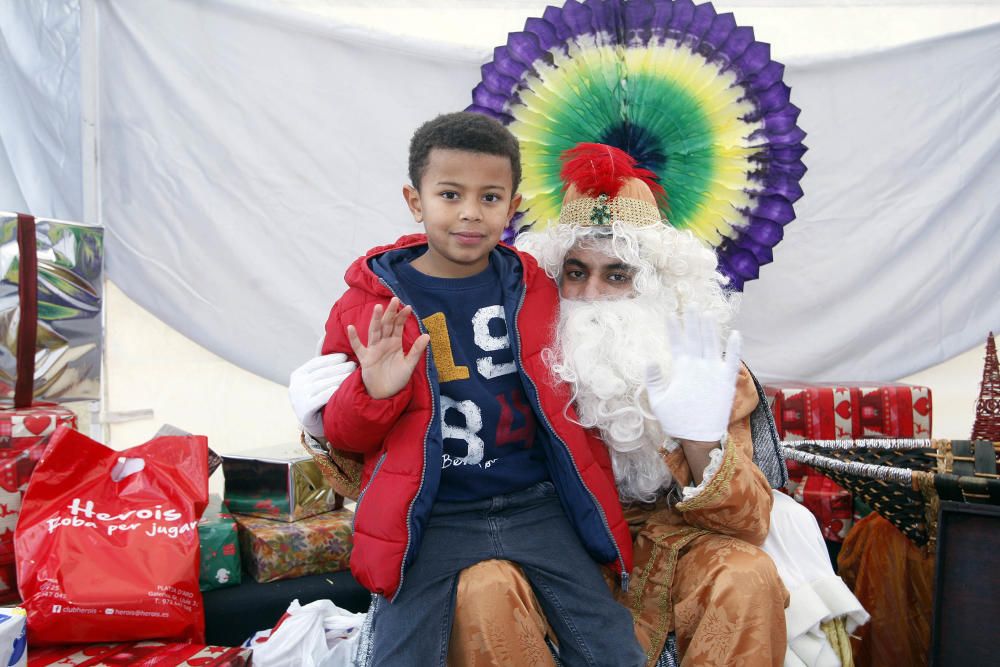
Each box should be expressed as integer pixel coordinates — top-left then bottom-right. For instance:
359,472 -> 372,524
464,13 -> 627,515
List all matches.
347,297 -> 430,400
288,352 -> 356,438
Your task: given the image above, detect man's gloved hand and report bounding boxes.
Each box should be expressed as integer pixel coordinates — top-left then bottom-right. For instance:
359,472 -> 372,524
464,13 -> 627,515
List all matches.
645,314 -> 742,443
288,353 -> 357,438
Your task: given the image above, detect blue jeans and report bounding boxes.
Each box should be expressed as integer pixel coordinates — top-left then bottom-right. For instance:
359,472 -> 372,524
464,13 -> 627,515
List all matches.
358,481 -> 645,667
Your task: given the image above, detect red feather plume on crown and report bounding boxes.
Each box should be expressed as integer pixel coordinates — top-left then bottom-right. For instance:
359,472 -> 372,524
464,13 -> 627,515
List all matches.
559,143 -> 667,204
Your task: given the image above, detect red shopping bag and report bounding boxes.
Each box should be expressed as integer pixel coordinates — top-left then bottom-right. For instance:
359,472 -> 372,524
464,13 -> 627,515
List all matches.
14,426 -> 208,645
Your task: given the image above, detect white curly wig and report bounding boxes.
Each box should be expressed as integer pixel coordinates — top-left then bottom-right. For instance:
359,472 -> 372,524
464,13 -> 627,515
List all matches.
515,221 -> 738,502
516,220 -> 735,323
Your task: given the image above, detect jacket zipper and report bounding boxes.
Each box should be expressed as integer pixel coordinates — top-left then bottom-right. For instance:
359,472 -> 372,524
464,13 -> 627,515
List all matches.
394,319 -> 434,602
511,279 -> 629,591
368,275 -> 435,603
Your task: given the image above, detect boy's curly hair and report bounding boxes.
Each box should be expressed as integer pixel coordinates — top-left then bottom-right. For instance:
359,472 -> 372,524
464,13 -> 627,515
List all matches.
408,112 -> 521,193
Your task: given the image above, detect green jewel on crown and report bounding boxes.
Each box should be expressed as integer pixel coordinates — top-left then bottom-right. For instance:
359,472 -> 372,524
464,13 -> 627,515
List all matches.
590,194 -> 611,225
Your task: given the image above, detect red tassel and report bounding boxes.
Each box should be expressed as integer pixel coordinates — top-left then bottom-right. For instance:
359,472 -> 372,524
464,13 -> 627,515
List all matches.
559,143 -> 666,202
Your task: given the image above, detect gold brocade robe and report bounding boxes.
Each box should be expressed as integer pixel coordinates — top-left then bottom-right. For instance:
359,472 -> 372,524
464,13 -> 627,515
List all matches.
623,365 -> 788,666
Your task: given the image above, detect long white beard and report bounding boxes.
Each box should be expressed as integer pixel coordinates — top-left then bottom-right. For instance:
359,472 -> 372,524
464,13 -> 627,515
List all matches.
548,297 -> 677,503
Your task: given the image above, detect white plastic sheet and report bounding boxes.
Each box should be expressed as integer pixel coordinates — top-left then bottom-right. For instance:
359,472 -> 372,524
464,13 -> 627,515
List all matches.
0,0 -> 82,220
250,599 -> 365,667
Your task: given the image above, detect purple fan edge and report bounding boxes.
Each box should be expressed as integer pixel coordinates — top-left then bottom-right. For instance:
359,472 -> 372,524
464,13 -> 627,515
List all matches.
465,0 -> 808,291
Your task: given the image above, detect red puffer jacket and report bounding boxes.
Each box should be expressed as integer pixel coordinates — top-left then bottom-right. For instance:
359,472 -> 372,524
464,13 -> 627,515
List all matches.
322,234 -> 632,601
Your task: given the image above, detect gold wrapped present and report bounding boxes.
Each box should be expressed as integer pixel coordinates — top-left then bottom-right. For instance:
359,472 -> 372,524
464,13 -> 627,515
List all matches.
222,443 -> 341,521
235,509 -> 354,583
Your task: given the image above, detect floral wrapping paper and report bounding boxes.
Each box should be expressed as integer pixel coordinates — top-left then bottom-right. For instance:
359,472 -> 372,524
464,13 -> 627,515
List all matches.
765,382 -> 933,543
0,404 -> 77,602
235,509 -> 354,583
222,444 -> 341,522
27,641 -> 250,666
198,495 -> 241,592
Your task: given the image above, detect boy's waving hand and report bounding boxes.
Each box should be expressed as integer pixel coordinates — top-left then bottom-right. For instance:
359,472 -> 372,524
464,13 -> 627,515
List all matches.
347,296 -> 430,399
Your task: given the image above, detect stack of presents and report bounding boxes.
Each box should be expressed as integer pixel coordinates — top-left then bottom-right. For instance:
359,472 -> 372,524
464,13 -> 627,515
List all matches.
0,210 -> 938,663
219,445 -> 352,586
0,212 -> 357,664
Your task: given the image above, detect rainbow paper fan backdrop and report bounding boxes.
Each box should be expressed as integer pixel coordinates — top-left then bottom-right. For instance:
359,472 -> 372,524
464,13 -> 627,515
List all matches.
467,0 -> 807,290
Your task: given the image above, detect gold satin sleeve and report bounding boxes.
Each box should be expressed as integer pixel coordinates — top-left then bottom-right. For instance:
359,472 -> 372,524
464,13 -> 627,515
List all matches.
625,364 -> 787,665
666,365 -> 774,547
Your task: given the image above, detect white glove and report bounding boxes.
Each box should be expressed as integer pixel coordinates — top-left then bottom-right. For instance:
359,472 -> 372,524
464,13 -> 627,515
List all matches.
645,314 -> 742,443
288,353 -> 357,438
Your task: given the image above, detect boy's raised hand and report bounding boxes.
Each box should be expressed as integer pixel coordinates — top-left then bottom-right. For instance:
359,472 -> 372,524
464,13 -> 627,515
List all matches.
347,297 -> 430,399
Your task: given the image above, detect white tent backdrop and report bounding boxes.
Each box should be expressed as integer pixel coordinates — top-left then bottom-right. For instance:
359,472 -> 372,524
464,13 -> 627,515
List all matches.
0,1 -> 80,219
2,1 -> 999,467
94,0 -> 1000,384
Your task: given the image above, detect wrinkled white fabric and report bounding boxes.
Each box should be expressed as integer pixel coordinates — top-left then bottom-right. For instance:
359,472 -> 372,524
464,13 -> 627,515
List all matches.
0,0 -> 82,220
764,492 -> 870,667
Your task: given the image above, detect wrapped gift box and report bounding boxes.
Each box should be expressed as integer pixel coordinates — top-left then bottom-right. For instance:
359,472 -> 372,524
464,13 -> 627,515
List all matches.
235,509 -> 353,583
1,213 -> 90,602
0,212 -> 104,404
0,403 -> 77,602
766,382 -> 933,542
222,443 -> 341,522
27,641 -> 249,666
0,607 -> 26,667
199,495 -> 241,592
765,382 -> 932,441
788,466 -> 855,541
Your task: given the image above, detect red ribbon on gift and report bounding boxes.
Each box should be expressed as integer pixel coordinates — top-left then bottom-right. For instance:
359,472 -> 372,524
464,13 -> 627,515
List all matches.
13,213 -> 38,409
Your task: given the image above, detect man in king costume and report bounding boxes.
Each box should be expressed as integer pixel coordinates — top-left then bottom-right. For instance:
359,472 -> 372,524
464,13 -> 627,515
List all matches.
292,142 -> 865,667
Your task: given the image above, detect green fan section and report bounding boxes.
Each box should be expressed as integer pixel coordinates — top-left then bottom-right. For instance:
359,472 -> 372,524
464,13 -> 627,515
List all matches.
511,46 -> 717,229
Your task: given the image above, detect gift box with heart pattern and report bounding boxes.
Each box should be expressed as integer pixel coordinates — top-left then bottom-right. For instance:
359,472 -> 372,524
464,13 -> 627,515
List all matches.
0,403 -> 77,598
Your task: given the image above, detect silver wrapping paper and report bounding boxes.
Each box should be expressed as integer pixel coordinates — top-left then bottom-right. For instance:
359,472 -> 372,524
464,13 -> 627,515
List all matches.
0,212 -> 104,402
222,443 -> 341,522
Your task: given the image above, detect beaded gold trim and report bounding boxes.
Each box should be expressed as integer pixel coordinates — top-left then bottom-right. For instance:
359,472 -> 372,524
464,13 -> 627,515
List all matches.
300,432 -> 362,499
675,432 -> 738,513
633,527 -> 708,667
559,194 -> 662,228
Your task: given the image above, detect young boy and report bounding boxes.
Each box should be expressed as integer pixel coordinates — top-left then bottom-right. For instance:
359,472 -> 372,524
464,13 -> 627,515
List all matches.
320,113 -> 644,666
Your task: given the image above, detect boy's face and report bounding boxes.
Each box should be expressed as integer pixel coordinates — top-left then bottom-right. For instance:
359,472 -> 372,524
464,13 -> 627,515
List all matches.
404,148 -> 521,278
